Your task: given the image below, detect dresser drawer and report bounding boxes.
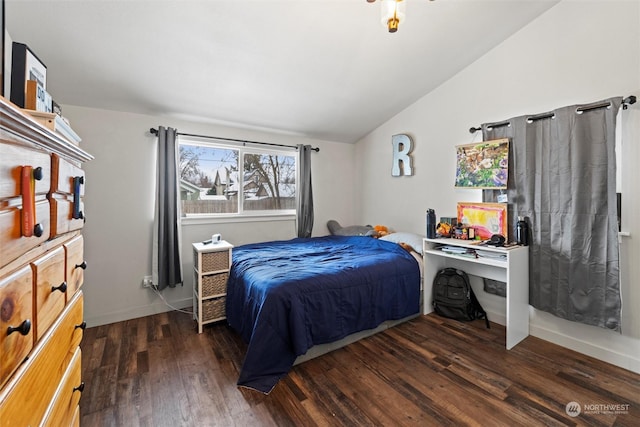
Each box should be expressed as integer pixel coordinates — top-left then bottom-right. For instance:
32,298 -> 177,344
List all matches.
51,154 -> 84,197
32,247 -> 67,340
0,143 -> 50,200
0,266 -> 33,388
49,154 -> 85,238
70,405 -> 80,427
0,291 -> 83,427
50,197 -> 85,238
41,347 -> 82,427
64,235 -> 85,298
0,200 -> 51,269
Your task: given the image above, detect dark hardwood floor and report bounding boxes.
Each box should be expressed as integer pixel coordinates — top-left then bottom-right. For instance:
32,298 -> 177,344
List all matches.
80,310 -> 640,426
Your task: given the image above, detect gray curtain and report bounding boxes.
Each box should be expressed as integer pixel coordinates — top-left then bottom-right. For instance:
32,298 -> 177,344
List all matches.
152,126 -> 183,290
297,144 -> 314,238
483,97 -> 622,331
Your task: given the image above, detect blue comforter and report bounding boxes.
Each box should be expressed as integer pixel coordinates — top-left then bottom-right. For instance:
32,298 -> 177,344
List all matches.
226,235 -> 420,393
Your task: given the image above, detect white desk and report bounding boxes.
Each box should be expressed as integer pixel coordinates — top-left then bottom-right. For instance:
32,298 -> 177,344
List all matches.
422,238 -> 529,349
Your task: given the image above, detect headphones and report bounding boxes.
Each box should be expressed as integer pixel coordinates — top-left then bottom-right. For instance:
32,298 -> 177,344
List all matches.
486,234 -> 506,247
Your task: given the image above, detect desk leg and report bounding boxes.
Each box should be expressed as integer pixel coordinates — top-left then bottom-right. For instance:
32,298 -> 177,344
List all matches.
422,254 -> 445,315
506,248 -> 530,349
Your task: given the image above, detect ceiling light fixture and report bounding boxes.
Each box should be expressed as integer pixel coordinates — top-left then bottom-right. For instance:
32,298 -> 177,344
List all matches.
367,0 -> 406,33
367,0 -> 434,33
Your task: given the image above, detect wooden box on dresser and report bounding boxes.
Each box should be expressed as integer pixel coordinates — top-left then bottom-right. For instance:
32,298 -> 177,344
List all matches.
0,96 -> 93,426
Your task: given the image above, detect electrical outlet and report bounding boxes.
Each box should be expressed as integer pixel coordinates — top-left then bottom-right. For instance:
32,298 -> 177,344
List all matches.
142,276 -> 153,288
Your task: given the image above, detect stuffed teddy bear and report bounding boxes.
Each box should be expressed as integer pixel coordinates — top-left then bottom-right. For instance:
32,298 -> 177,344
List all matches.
436,222 -> 452,237
373,225 -> 390,237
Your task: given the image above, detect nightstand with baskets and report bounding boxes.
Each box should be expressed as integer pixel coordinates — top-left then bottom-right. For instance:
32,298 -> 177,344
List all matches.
192,240 -> 233,333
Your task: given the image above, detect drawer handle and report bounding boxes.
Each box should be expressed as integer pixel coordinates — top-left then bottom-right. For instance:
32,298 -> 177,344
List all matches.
73,382 -> 85,394
21,166 -> 39,238
33,166 -> 44,181
75,321 -> 87,331
7,319 -> 31,336
75,261 -> 87,270
52,281 -> 68,293
72,176 -> 84,220
33,223 -> 44,238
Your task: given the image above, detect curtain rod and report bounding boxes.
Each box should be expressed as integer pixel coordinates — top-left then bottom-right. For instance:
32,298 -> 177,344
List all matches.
469,95 -> 637,133
149,128 -> 319,152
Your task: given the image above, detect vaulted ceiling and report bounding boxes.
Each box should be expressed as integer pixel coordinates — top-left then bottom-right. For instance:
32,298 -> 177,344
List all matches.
5,0 -> 559,143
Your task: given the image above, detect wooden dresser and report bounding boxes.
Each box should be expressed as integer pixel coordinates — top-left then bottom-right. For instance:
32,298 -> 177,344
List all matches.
0,96 -> 93,426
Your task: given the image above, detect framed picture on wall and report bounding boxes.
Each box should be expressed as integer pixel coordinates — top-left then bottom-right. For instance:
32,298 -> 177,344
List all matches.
454,138 -> 509,189
10,42 -> 47,108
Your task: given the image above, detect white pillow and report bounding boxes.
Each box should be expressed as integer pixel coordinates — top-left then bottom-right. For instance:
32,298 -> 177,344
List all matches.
379,232 -> 424,255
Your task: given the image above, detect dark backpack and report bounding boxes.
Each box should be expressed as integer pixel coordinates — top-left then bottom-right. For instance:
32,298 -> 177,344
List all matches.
432,268 -> 490,328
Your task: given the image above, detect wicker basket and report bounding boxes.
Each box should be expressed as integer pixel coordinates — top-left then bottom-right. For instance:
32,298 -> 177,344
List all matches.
202,273 -> 228,297
201,250 -> 229,272
202,297 -> 226,321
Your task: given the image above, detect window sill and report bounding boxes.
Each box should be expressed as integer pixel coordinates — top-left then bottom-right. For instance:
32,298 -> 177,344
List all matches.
181,213 -> 295,226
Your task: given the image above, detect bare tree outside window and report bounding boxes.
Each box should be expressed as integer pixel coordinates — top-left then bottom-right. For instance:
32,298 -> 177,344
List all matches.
179,146 -> 216,189
243,153 -> 296,211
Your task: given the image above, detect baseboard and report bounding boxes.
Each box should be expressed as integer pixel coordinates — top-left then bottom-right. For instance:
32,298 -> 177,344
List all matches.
485,307 -> 640,375
529,322 -> 640,375
85,297 -> 193,328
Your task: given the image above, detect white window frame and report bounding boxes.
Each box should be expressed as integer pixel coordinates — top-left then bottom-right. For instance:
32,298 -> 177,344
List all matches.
178,135 -> 298,224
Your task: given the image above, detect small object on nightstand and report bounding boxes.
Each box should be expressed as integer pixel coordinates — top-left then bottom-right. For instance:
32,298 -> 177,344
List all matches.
203,233 -> 222,245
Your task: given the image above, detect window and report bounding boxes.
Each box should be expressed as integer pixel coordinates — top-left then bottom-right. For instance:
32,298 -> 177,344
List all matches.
178,136 -> 297,217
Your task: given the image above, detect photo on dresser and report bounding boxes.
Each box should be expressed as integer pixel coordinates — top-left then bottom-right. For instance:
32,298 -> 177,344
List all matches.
10,42 -> 47,108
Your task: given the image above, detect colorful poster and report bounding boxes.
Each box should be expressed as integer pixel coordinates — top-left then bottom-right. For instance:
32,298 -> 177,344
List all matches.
457,202 -> 508,240
455,138 -> 509,189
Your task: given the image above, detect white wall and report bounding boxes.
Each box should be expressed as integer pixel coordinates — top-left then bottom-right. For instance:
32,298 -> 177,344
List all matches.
60,0 -> 640,373
355,0 -> 640,373
62,106 -> 356,327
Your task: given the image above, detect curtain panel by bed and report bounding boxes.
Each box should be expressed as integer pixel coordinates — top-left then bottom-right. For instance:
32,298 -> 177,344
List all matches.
152,126 -> 183,290
297,144 -> 314,238
482,97 -> 622,331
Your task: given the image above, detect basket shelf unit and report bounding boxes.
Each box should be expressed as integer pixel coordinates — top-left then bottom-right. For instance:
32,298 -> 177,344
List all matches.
192,240 -> 233,333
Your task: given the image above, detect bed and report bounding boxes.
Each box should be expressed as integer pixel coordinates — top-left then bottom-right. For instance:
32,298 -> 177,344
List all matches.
225,234 -> 422,393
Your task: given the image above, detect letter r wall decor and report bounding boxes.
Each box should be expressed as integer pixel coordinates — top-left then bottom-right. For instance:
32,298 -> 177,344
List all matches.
391,133 -> 413,176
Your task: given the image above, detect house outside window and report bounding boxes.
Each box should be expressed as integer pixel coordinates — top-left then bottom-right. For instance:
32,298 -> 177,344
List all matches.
178,136 -> 297,217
